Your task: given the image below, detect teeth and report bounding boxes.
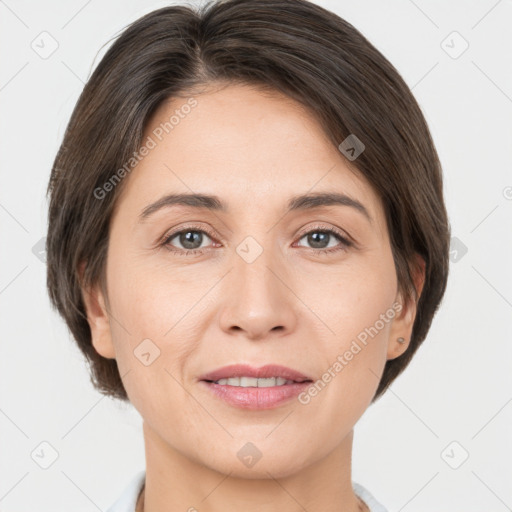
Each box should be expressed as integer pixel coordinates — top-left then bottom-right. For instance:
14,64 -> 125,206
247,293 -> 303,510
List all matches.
240,377 -> 258,387
214,376 -> 294,387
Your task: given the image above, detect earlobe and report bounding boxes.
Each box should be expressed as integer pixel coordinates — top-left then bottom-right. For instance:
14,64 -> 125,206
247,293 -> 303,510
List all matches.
387,253 -> 426,361
386,296 -> 413,361
78,261 -> 116,360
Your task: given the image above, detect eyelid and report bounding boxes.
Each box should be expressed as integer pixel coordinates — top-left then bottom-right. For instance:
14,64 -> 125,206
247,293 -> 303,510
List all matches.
295,222 -> 352,242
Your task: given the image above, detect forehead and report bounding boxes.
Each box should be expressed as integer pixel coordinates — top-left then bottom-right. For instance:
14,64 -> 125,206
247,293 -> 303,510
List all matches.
112,83 -> 385,234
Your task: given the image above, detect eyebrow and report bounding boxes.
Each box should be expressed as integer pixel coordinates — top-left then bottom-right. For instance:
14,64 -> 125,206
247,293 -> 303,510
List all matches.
138,191 -> 372,224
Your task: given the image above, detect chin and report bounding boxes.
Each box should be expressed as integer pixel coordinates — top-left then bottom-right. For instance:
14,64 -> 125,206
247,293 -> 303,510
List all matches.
200,444 -> 314,480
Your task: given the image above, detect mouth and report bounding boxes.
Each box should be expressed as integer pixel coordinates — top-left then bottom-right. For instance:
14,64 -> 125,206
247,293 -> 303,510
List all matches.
199,364 -> 313,410
204,376 -> 306,387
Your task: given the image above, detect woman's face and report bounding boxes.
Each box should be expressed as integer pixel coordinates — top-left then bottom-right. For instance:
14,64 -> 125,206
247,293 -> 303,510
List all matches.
86,82 -> 416,478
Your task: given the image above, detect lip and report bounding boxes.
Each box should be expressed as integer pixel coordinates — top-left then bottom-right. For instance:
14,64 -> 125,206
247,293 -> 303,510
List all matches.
199,364 -> 313,410
199,364 -> 313,383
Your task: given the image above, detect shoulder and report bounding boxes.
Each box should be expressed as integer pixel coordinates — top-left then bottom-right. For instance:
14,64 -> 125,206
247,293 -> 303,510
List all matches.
353,482 -> 389,512
106,470 -> 146,512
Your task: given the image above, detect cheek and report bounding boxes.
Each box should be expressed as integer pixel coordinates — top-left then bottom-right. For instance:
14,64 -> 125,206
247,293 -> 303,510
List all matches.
295,248 -> 397,344
107,247 -> 211,338
294,251 -> 396,408
104,260 -> 202,423
104,252 -> 222,404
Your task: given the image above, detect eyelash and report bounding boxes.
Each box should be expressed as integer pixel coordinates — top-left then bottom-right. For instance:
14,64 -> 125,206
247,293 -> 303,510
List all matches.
160,223 -> 354,257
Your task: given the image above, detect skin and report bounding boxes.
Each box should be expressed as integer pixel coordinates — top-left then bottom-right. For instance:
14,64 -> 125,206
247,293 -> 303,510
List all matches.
81,82 -> 425,512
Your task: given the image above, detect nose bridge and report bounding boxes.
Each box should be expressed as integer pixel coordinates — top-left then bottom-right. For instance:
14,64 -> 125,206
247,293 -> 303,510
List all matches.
218,233 -> 297,339
236,235 -> 278,294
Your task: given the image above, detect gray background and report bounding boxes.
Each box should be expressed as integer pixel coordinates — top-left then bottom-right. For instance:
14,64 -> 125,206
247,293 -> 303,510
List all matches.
1,0 -> 511,510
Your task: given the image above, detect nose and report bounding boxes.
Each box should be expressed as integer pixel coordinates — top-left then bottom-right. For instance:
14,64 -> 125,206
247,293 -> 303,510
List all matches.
218,242 -> 298,341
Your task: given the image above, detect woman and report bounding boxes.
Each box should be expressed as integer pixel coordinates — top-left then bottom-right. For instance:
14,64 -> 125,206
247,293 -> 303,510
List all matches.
45,0 -> 451,510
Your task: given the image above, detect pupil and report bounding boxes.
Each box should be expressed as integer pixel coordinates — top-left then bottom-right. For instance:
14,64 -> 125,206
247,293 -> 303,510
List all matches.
309,232 -> 328,248
181,231 -> 202,249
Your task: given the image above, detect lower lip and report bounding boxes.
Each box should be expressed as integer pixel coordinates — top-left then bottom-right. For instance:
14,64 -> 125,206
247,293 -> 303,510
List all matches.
200,381 -> 311,410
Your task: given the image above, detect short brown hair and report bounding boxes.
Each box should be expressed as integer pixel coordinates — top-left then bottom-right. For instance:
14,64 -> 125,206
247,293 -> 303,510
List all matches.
46,0 -> 451,402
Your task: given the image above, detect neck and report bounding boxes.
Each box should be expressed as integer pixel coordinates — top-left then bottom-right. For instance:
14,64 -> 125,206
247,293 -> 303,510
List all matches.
137,421 -> 367,512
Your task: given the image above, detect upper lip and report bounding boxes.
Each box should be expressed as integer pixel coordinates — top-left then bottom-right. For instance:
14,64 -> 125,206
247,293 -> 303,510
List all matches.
199,364 -> 313,383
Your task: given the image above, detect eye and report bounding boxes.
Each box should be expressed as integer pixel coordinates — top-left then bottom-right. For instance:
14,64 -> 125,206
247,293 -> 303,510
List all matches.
161,224 -> 217,256
160,223 -> 353,256
295,225 -> 353,254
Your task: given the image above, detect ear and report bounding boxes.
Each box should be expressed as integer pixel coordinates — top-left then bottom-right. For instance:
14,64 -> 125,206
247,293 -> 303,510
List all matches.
78,261 -> 116,359
387,253 -> 426,361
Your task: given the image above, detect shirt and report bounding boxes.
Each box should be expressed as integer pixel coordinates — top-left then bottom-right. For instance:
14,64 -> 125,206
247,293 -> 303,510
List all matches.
106,470 -> 389,512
